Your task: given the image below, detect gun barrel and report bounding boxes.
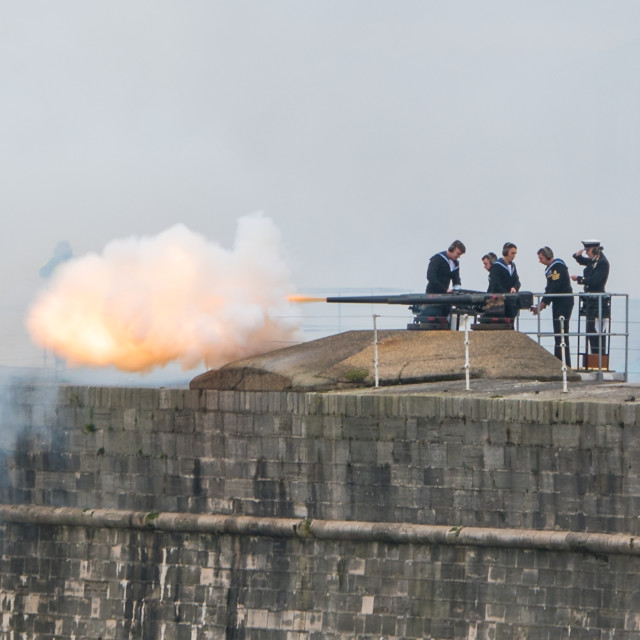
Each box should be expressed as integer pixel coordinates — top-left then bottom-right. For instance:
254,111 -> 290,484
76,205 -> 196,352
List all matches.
325,295 -> 399,305
326,294 -> 480,305
326,291 -> 533,309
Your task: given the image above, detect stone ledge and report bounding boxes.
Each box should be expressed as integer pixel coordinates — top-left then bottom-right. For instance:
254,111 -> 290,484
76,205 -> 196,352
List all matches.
2,504 -> 639,557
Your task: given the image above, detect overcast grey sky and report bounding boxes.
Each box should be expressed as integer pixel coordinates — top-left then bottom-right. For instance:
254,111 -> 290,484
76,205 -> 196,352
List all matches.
2,1 -> 639,369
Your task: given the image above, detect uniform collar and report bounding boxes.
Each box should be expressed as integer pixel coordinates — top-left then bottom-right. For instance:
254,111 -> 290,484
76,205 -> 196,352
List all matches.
545,258 -> 565,275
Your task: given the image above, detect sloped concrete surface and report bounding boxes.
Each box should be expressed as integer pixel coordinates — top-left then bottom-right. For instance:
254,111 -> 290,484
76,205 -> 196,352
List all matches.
190,330 -> 579,391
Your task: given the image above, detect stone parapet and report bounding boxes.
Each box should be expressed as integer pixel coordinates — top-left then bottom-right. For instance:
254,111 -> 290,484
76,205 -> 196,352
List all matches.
1,381 -> 640,638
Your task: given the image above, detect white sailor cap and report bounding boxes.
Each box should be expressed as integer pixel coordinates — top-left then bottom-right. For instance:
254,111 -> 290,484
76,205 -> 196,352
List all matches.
581,239 -> 601,249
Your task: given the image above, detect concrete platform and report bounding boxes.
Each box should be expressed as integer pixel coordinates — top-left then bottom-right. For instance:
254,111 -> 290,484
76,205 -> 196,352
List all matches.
190,329 -> 581,392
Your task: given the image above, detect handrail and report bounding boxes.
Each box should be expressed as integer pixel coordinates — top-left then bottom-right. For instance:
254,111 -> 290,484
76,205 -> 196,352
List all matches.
524,292 -> 628,381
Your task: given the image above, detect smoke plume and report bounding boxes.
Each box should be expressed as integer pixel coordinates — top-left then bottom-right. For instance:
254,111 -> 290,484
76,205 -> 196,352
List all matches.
26,214 -> 302,372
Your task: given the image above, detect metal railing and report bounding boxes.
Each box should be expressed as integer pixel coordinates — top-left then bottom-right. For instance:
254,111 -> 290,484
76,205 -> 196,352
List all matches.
295,289 -> 632,384
523,292 -> 628,382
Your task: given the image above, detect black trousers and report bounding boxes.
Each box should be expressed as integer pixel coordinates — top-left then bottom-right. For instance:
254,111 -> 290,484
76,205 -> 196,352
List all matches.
581,296 -> 610,355
552,314 -> 571,367
585,316 -> 607,355
552,301 -> 573,367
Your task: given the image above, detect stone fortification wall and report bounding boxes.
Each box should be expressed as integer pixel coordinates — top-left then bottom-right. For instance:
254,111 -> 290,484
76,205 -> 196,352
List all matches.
1,383 -> 640,639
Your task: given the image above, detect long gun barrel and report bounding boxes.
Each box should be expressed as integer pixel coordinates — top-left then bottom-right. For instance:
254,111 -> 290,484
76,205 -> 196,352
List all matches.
325,290 -> 534,331
326,291 -> 533,309
288,291 -> 534,330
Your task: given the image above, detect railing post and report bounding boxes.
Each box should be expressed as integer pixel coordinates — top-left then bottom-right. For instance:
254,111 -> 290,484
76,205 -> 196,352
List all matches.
372,314 -> 379,389
463,314 -> 470,391
596,295 -> 603,381
559,315 -> 568,393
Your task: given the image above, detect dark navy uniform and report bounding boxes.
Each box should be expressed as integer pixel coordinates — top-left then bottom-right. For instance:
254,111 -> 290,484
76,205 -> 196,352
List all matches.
488,258 -> 521,318
542,259 -> 574,366
573,250 -> 610,355
422,251 -> 462,319
426,251 -> 461,294
573,252 -> 609,296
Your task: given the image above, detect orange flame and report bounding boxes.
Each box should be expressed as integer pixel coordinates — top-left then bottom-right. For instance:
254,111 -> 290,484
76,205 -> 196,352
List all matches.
287,295 -> 326,303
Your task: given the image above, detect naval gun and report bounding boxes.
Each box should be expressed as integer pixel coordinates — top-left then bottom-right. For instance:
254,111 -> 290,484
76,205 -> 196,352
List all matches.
325,289 -> 534,330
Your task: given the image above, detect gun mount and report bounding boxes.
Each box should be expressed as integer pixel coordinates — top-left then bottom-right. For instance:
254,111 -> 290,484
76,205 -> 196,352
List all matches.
326,290 -> 534,331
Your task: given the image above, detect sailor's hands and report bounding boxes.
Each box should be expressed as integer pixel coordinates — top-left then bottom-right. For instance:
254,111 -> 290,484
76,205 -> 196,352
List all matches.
531,301 -> 546,316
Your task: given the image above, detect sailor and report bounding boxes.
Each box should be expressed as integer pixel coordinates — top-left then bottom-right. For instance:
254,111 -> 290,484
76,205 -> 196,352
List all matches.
426,240 -> 466,294
532,247 -> 574,367
571,239 -> 610,356
481,252 -> 497,291
488,242 -> 521,318
481,252 -> 497,273
422,240 -> 466,322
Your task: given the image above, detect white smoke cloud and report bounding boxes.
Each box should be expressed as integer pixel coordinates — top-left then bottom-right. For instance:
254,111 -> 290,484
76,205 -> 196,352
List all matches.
26,214 -> 302,372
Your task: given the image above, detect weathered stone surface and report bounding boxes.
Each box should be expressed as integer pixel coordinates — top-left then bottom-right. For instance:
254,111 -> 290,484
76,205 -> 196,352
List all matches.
2,381 -> 640,639
190,329 -> 578,391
